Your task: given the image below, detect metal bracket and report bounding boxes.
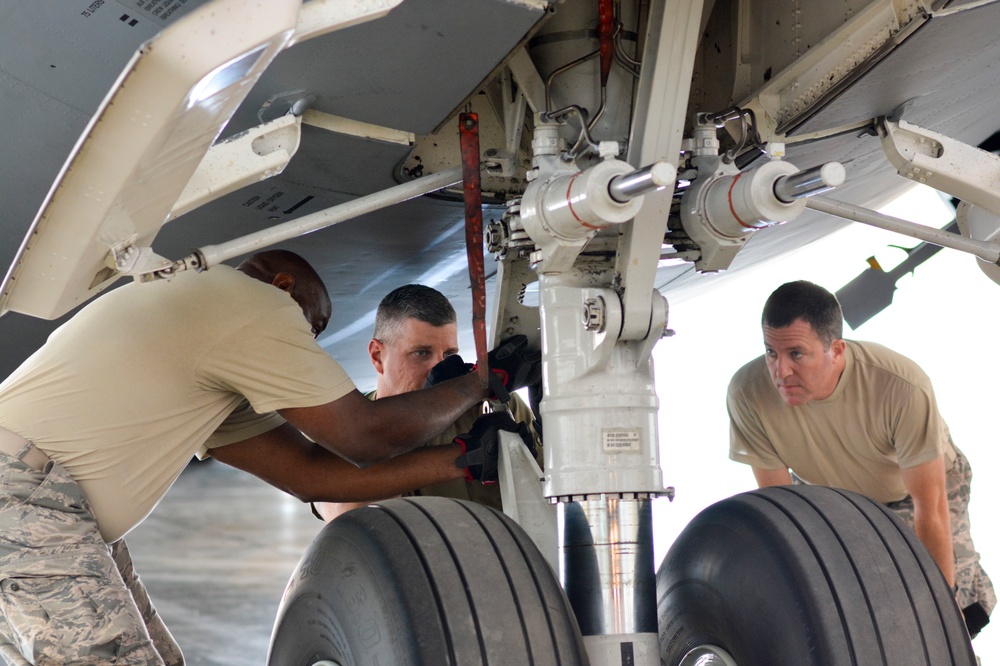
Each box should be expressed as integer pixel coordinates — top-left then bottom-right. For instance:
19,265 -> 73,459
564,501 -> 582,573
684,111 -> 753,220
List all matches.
107,241 -> 174,282
879,118 -> 1000,217
481,68 -> 529,178
170,114 -> 303,221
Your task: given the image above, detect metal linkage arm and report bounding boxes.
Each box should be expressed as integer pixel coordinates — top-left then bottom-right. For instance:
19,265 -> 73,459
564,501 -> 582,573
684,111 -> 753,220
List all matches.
806,195 -> 1000,264
150,168 -> 463,279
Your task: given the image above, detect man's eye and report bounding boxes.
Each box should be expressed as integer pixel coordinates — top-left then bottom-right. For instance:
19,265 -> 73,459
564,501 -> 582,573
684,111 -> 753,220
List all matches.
412,350 -> 429,358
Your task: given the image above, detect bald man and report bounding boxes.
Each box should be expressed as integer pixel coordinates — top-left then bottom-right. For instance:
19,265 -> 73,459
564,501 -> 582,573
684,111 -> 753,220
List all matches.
0,251 -> 520,665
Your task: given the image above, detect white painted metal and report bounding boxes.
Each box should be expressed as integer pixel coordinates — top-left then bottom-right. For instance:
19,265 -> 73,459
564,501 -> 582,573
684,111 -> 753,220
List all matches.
0,0 -> 301,319
741,0 -> 930,137
540,282 -> 665,498
682,158 -> 805,272
300,109 -> 414,146
507,47 -> 547,115
289,0 -> 404,47
191,167 -> 463,271
703,160 -> 807,231
879,118 -> 1000,217
617,0 -> 705,341
521,157 -> 643,274
956,201 -> 1000,286
496,429 -> 557,573
481,71 -> 529,179
171,115 -> 303,221
486,212 -> 542,350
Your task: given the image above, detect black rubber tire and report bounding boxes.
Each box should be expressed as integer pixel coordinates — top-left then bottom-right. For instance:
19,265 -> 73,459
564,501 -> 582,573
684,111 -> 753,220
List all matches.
267,496 -> 588,666
657,485 -> 975,665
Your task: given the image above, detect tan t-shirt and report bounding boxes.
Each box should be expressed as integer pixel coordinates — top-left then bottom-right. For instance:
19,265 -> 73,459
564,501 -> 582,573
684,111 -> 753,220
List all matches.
0,266 -> 354,542
728,340 -> 956,503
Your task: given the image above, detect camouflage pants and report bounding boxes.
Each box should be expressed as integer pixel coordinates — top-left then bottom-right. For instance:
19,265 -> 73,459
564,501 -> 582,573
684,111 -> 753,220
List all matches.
886,447 -> 996,637
0,445 -> 184,665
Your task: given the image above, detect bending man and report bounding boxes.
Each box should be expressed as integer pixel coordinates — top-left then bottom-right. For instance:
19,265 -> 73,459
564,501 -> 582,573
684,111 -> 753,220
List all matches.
0,250 -> 535,665
727,280 -> 995,636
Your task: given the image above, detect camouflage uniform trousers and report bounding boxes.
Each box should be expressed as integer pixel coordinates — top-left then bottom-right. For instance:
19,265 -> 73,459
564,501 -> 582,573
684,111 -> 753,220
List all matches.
887,446 -> 996,637
0,444 -> 184,665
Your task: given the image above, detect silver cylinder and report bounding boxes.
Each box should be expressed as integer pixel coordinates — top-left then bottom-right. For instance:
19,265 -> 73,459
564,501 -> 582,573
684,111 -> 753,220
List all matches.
608,161 -> 676,202
558,495 -> 657,636
772,162 -> 845,203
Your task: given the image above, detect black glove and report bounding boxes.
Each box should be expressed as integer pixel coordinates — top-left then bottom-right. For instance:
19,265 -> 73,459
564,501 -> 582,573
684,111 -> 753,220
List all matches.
488,335 -> 541,393
454,412 -> 536,483
425,336 -> 541,398
424,354 -> 474,388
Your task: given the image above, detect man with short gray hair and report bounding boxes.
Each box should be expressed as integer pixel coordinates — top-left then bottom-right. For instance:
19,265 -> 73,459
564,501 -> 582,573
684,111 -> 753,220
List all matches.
314,284 -> 542,521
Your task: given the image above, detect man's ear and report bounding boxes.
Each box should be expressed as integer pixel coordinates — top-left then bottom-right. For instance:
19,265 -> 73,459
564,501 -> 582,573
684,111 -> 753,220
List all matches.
831,338 -> 847,361
368,338 -> 385,374
272,272 -> 295,292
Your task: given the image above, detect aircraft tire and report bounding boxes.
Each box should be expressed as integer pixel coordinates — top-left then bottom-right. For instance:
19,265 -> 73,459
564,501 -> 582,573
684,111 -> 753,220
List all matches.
656,485 -> 975,665
267,496 -> 587,666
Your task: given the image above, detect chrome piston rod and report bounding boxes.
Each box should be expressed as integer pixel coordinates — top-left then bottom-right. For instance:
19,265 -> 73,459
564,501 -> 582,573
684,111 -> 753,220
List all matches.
559,495 -> 656,636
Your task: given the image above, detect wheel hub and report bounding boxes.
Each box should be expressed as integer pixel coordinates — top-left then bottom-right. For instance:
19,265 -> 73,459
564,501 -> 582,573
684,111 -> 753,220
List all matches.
678,645 -> 738,665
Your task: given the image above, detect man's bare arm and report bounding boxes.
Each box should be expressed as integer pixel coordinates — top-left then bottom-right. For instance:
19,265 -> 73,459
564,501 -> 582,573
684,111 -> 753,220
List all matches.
752,466 -> 793,487
210,422 -> 466,503
900,455 -> 954,587
280,372 -> 487,466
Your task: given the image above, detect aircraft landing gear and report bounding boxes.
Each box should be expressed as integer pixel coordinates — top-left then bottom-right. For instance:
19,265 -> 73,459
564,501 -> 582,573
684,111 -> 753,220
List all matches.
656,485 -> 975,665
266,497 -> 588,666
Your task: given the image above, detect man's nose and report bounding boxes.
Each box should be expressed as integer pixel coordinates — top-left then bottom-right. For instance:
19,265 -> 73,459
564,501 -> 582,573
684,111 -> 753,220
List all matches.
774,356 -> 793,379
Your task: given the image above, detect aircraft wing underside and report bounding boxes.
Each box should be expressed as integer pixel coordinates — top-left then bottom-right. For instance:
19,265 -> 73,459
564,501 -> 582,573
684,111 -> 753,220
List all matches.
0,0 -> 999,385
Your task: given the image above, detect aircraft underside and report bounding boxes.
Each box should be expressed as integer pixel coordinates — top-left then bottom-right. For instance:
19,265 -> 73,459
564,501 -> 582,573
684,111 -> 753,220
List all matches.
3,0 -> 1000,663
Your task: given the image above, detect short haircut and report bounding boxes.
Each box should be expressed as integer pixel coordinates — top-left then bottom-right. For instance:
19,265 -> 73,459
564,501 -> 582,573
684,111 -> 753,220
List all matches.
373,284 -> 457,343
762,280 -> 844,347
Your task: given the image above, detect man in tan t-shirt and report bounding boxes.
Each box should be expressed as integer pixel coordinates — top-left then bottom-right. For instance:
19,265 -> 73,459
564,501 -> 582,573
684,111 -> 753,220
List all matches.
728,280 -> 994,637
314,284 -> 542,521
0,250 -> 538,665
